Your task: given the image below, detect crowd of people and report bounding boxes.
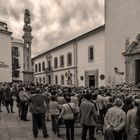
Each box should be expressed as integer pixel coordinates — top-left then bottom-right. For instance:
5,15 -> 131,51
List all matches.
0,82 -> 140,140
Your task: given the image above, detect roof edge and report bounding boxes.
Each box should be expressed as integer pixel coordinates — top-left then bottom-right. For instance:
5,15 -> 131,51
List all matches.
32,24 -> 105,60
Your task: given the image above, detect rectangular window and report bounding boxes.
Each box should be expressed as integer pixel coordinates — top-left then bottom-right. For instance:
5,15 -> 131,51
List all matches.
60,55 -> 64,67
88,46 -> 94,62
35,64 -> 37,72
61,75 -> 64,85
12,58 -> 20,69
43,77 -> 45,83
12,47 -> 19,57
39,63 -> 41,72
42,61 -> 45,71
12,70 -> 19,77
55,75 -> 58,85
67,53 -> 72,66
54,57 -> 58,69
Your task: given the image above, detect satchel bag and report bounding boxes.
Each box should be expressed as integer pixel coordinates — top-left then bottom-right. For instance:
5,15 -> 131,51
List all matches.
67,103 -> 78,120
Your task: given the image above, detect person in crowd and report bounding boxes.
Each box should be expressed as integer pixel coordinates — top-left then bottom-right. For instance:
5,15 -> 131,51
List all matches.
80,93 -> 97,140
96,89 -> 105,117
4,84 -> 14,113
27,88 -> 49,138
104,98 -> 126,140
44,87 -> 51,121
59,97 -> 79,140
92,93 -> 100,116
18,87 -> 29,121
135,103 -> 140,140
57,91 -> 66,109
71,92 -> 79,107
126,99 -> 140,140
16,88 -> 22,117
122,95 -> 134,140
0,84 -> 4,112
49,96 -> 60,134
122,96 -> 134,113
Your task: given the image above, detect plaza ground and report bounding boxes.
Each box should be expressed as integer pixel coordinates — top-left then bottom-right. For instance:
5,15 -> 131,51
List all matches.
0,103 -> 103,140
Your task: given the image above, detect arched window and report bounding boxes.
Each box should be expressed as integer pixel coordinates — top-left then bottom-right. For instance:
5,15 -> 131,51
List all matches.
60,55 -> 64,67
67,52 -> 72,66
54,57 -> 58,69
88,45 -> 94,62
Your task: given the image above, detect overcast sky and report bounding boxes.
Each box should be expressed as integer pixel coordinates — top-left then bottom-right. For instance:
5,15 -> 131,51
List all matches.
0,0 -> 104,57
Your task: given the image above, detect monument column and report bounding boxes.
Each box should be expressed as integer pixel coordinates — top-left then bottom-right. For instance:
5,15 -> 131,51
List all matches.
22,9 -> 33,82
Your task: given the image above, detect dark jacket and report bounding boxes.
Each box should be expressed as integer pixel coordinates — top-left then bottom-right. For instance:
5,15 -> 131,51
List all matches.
29,94 -> 46,114
80,99 -> 96,126
4,87 -> 12,101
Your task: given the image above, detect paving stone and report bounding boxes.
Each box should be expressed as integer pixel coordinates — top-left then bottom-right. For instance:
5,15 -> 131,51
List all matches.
0,104 -> 103,140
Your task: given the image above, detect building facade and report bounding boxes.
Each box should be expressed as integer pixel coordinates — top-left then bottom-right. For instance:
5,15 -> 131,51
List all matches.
32,25 -> 105,87
0,20 -> 33,83
12,38 -> 24,82
105,0 -> 140,86
0,22 -> 12,82
77,27 -> 105,87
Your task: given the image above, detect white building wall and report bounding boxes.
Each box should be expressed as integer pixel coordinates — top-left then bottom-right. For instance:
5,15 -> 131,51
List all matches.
105,0 -> 140,86
51,44 -> 74,70
51,43 -> 75,86
0,32 -> 12,82
77,30 -> 105,87
33,55 -> 47,83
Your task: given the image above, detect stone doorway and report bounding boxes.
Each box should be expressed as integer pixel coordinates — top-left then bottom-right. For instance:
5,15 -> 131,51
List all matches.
123,34 -> 140,84
135,60 -> 140,84
85,69 -> 98,87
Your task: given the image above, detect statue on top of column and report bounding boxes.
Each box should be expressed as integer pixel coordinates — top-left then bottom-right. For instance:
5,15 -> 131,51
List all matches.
24,9 -> 31,25
23,9 -> 32,32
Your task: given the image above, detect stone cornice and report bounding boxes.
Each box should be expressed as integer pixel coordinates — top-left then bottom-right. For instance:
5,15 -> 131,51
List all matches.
0,29 -> 12,36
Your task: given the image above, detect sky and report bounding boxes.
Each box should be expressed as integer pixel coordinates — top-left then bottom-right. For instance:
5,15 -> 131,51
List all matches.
0,0 -> 104,57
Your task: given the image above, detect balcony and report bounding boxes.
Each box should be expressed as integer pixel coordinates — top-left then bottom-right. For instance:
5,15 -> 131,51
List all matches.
45,67 -> 53,73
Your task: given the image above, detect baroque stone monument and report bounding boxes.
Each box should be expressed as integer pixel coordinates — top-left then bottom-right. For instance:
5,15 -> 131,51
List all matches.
22,9 -> 33,82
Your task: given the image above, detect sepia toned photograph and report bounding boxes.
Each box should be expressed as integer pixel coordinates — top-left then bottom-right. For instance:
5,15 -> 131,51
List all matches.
0,0 -> 140,140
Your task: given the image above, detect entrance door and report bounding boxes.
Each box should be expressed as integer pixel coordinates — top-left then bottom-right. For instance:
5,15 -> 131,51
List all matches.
89,75 -> 95,87
135,60 -> 140,84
